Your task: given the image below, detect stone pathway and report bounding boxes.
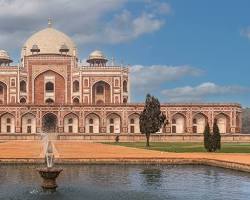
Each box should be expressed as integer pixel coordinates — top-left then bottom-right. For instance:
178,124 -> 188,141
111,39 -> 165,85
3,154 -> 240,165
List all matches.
53,141 -> 250,162
1,140 -> 250,172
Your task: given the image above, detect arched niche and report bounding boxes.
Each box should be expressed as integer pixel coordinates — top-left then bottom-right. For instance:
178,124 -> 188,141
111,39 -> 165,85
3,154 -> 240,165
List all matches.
85,113 -> 100,134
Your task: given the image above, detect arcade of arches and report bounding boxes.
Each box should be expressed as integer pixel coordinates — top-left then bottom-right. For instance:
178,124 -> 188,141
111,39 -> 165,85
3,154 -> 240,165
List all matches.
0,108 -> 241,134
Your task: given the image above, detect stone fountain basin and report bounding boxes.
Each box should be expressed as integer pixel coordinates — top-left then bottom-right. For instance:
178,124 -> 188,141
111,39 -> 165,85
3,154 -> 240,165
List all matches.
37,167 -> 63,190
37,168 -> 63,178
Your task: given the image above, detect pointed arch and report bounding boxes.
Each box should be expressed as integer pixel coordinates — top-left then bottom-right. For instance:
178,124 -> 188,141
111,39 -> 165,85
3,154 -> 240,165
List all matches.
20,80 -> 27,93
73,97 -> 80,104
0,81 -> 7,104
34,70 -> 65,104
128,113 -> 140,133
0,112 -> 15,133
21,112 -> 36,133
123,80 -> 128,92
45,98 -> 54,104
42,113 -> 58,133
215,113 -> 230,134
171,113 -> 186,134
73,80 -> 79,92
64,112 -> 79,133
92,81 -> 111,104
192,113 -> 208,133
20,97 -> 27,104
45,82 -> 54,92
85,113 -> 100,133
106,113 -> 121,134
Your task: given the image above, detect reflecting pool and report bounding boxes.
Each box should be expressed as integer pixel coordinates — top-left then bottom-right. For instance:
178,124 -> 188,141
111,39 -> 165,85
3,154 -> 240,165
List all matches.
0,164 -> 250,200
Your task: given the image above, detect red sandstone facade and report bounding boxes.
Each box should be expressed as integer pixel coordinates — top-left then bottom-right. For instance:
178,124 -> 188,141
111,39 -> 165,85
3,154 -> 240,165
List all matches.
0,23 -> 242,136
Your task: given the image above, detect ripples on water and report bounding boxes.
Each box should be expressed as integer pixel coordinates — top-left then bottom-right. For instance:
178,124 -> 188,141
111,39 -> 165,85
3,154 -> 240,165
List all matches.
0,164 -> 250,200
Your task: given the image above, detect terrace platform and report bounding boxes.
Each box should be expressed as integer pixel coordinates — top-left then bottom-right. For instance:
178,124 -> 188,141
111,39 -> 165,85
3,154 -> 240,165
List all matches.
0,140 -> 250,173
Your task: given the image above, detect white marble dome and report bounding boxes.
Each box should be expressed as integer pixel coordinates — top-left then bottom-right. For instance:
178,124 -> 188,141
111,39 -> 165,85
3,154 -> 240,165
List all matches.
88,50 -> 106,60
21,27 -> 77,57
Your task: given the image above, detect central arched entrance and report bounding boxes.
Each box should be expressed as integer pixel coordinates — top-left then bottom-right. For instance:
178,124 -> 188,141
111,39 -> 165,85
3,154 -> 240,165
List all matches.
92,81 -> 111,104
42,113 -> 57,133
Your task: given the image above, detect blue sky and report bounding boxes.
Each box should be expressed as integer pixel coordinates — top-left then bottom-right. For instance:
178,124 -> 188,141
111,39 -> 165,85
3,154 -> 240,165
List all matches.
0,0 -> 249,107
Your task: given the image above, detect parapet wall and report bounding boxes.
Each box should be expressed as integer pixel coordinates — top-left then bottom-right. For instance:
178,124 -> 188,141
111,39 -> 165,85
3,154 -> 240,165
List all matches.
1,133 -> 249,142
56,134 -> 250,142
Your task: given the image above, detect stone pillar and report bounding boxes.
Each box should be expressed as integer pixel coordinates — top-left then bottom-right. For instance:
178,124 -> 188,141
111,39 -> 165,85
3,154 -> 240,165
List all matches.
79,109 -> 84,133
15,109 -> 21,133
187,109 -> 193,134
37,109 -> 42,133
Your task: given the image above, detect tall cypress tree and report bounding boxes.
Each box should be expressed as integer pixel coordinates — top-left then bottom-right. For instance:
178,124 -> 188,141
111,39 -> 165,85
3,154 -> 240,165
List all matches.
203,122 -> 212,152
212,120 -> 221,151
140,94 -> 166,147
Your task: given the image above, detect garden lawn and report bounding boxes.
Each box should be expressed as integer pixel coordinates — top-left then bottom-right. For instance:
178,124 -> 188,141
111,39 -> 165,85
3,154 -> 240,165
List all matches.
104,142 -> 250,153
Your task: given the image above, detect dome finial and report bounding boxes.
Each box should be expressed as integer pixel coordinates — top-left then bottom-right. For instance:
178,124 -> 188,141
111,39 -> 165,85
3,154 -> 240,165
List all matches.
48,17 -> 52,28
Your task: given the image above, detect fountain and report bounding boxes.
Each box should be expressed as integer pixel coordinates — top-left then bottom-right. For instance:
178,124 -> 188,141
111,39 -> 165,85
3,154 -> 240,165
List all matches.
37,139 -> 63,192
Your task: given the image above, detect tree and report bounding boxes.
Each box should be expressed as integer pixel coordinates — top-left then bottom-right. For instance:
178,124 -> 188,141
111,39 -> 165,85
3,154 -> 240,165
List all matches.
212,120 -> 221,151
140,94 -> 166,147
203,122 -> 212,152
203,121 -> 221,152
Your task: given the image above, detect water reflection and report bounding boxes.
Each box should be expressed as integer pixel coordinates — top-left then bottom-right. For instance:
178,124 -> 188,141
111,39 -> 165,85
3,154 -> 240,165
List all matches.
140,168 -> 162,187
0,165 -> 250,200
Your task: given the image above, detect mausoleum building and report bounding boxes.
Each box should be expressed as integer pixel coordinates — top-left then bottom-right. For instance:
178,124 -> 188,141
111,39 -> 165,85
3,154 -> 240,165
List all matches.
0,22 -> 242,137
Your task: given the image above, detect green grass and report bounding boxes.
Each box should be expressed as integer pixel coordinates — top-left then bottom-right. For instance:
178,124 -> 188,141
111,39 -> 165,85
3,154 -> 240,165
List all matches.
104,142 -> 250,153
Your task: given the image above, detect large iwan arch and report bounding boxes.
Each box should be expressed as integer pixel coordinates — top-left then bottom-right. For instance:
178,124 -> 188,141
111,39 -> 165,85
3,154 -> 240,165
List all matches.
34,70 -> 65,104
92,81 -> 111,104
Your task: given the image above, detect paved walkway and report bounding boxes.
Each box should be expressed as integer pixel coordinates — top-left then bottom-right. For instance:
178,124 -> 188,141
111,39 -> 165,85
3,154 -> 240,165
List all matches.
53,141 -> 250,163
1,140 -> 250,172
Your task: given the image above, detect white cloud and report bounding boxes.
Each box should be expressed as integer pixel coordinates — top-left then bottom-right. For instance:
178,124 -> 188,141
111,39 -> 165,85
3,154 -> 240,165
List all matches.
130,64 -> 203,91
161,82 -> 249,102
103,11 -> 164,43
73,9 -> 165,44
0,0 -> 170,56
241,27 -> 250,39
